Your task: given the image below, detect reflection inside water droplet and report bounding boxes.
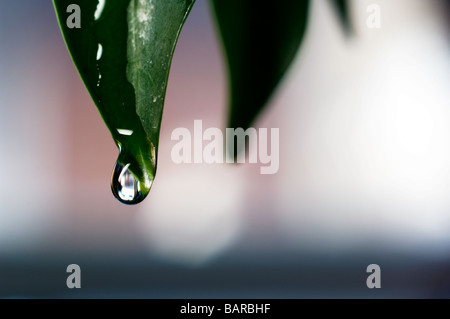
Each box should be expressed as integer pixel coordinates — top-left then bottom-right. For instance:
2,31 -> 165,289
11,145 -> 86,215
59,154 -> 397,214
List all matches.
118,163 -> 140,201
112,162 -> 143,204
110,140 -> 156,205
111,147 -> 155,205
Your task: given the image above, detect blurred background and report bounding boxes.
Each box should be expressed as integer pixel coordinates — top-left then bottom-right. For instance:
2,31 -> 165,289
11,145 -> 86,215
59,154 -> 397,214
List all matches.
2,0 -> 450,298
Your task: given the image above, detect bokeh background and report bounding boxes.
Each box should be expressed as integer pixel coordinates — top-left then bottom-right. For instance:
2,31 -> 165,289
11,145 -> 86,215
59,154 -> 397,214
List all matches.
2,0 -> 450,298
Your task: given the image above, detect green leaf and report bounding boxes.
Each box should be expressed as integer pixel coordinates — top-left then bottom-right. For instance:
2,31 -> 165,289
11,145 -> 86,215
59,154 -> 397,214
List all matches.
211,0 -> 310,155
54,0 -> 195,204
331,0 -> 352,35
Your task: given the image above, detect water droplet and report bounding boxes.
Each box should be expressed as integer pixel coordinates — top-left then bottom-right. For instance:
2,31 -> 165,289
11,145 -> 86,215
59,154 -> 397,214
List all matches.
111,150 -> 154,205
112,163 -> 142,204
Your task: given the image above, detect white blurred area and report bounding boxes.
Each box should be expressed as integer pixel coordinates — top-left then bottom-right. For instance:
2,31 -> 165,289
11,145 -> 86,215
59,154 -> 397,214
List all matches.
2,0 -> 450,264
135,165 -> 244,265
0,5 -> 71,251
272,0 -> 450,252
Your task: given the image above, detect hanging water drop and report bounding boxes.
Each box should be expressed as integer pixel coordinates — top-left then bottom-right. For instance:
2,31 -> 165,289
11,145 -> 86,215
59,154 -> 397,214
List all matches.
111,152 -> 154,205
112,163 -> 141,203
